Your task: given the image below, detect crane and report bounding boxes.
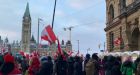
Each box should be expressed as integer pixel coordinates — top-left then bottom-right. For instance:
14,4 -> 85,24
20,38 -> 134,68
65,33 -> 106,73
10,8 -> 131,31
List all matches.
63,23 -> 91,43
63,26 -> 74,42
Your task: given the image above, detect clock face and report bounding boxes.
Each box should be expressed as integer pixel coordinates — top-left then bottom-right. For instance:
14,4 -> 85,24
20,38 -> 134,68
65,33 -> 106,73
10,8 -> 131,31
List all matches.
25,17 -> 29,19
24,17 -> 30,22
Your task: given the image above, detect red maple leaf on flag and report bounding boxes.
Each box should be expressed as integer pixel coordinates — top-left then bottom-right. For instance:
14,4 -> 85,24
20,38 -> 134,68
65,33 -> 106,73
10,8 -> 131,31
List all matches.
41,25 -> 57,44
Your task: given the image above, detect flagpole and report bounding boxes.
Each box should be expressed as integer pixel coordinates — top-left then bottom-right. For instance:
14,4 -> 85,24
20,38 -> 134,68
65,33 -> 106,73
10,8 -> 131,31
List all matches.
37,18 -> 42,52
37,18 -> 40,52
78,40 -> 79,53
104,42 -> 105,51
52,0 -> 57,29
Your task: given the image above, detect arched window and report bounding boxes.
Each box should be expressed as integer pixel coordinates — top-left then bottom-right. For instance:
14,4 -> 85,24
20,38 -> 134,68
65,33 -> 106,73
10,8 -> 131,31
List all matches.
109,5 -> 114,21
122,0 -> 126,8
109,32 -> 114,51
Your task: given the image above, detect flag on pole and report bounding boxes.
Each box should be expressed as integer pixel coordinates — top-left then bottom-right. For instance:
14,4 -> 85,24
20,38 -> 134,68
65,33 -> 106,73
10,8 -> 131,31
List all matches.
98,43 -> 101,49
57,39 -> 63,55
76,50 -> 79,56
67,50 -> 73,56
66,48 -> 73,56
41,25 -> 57,44
57,39 -> 67,60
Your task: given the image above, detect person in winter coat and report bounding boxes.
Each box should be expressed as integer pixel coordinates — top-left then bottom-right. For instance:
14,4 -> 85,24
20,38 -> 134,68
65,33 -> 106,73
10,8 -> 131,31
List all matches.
0,53 -> 21,75
121,56 -> 135,75
136,61 -> 140,75
73,56 -> 83,75
28,56 -> 40,75
67,57 -> 74,75
55,55 -> 67,75
134,57 -> 140,75
85,53 -> 99,75
99,59 -> 105,75
21,56 -> 29,75
0,55 -> 3,67
111,59 -> 122,75
104,55 -> 115,75
84,54 -> 90,75
38,56 -> 53,75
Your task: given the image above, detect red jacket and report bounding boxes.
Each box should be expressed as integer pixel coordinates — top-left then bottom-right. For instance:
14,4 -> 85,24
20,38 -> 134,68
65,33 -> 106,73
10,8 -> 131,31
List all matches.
28,56 -> 40,75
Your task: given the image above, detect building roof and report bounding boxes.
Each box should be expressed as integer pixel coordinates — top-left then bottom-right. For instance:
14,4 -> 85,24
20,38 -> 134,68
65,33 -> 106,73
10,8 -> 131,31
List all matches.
23,3 -> 30,18
61,40 -> 64,45
41,45 -> 49,48
30,35 -> 36,43
66,40 -> 71,45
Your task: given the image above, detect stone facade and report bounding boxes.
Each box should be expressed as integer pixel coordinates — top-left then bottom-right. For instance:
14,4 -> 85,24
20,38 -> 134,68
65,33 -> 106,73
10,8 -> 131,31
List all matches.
21,3 -> 31,53
105,0 -> 140,52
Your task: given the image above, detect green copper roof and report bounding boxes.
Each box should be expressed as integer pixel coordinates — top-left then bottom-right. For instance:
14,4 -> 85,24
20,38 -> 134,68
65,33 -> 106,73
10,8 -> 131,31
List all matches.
31,35 -> 36,43
24,3 -> 30,17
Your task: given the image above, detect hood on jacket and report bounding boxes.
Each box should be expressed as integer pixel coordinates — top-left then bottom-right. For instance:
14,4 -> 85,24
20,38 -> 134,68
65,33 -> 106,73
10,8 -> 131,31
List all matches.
86,54 -> 90,59
31,56 -> 40,68
4,53 -> 14,63
92,53 -> 98,61
107,55 -> 115,62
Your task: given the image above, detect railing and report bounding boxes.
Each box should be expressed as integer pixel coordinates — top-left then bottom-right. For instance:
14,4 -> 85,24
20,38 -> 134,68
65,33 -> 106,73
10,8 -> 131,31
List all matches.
121,0 -> 140,14
106,17 -> 120,26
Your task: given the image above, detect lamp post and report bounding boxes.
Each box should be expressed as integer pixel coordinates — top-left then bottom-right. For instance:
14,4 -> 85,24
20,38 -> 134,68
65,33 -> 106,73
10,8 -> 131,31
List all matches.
52,0 -> 57,29
77,40 -> 79,52
64,26 -> 74,42
37,18 -> 43,51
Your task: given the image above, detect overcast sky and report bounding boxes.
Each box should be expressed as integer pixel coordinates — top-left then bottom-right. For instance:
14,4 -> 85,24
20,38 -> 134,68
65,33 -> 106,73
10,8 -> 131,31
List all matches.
0,0 -> 106,55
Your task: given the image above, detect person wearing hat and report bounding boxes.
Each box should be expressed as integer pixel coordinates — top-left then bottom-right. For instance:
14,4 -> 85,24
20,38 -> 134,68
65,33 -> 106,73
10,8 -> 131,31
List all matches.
85,53 -> 100,75
67,57 -> 74,75
37,56 -> 53,75
83,54 -> 90,75
55,55 -> 67,75
0,53 -> 21,75
73,56 -> 83,75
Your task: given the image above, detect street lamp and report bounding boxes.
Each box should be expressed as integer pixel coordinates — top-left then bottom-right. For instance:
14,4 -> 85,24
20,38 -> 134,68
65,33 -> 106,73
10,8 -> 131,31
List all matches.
77,40 -> 79,52
37,18 -> 43,51
63,26 -> 74,42
87,48 -> 91,54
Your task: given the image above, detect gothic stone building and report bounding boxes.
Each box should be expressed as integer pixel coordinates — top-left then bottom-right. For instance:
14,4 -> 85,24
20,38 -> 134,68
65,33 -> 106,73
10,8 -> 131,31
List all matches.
105,0 -> 140,52
21,3 -> 31,53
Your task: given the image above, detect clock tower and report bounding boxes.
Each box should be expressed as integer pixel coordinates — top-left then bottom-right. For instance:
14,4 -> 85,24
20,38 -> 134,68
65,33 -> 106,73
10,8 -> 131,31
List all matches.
21,3 -> 31,53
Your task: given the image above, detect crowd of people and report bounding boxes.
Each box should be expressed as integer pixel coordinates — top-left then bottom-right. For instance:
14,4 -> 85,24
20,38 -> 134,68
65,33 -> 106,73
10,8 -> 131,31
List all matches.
0,52 -> 140,75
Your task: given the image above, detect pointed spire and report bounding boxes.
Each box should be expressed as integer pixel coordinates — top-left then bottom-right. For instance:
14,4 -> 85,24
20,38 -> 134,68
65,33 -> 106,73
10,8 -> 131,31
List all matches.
5,37 -> 9,43
31,35 -> 36,43
61,40 -> 64,45
24,2 -> 30,18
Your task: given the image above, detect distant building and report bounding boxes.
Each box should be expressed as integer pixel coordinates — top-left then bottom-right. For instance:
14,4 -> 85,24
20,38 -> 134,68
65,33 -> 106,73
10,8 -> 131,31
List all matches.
14,2 -> 72,55
105,0 -> 140,52
11,40 -> 21,54
66,40 -> 72,51
21,3 -> 31,53
0,36 -> 11,54
30,35 -> 37,52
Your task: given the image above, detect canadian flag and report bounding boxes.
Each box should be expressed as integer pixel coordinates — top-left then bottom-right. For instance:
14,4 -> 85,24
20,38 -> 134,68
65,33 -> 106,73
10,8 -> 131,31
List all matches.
41,25 -> 57,43
66,48 -> 73,56
67,50 -> 73,56
57,39 -> 63,55
114,37 -> 122,46
76,50 -> 79,56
